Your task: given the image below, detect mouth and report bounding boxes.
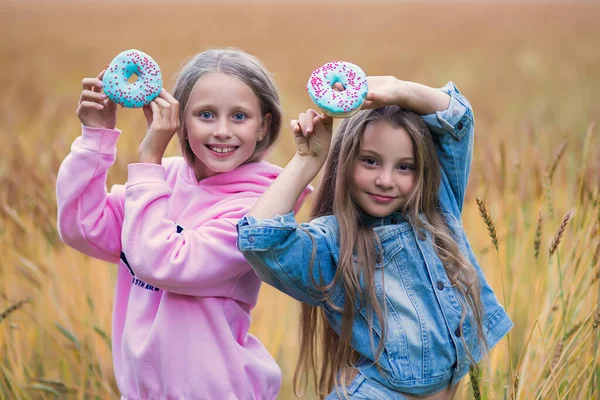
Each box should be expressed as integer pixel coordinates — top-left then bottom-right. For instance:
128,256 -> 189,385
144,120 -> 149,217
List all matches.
368,193 -> 397,203
206,145 -> 239,156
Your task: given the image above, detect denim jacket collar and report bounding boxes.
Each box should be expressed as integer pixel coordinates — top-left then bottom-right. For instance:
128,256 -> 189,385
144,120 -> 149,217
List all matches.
359,210 -> 406,229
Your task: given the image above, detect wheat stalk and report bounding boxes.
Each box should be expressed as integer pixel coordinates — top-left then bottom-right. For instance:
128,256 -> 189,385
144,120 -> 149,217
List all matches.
565,321 -> 583,340
548,141 -> 568,181
476,197 -> 499,251
542,142 -> 568,221
0,297 -> 32,324
534,211 -> 543,259
543,173 -> 555,219
512,158 -> 521,194
592,229 -> 599,268
469,364 -> 482,400
549,211 -> 571,257
593,309 -> 600,330
511,373 -> 520,400
551,339 -> 564,370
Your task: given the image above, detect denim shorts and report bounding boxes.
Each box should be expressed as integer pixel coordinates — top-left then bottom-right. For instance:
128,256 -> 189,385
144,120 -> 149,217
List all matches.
325,372 -> 408,400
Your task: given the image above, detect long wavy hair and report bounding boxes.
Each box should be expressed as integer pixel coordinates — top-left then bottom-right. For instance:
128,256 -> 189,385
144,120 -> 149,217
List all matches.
293,106 -> 487,398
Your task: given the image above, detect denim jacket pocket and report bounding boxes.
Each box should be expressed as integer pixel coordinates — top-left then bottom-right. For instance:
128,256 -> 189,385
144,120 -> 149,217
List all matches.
373,223 -> 410,268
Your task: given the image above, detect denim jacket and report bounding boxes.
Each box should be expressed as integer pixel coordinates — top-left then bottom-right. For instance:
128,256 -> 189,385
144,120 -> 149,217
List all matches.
237,82 -> 513,396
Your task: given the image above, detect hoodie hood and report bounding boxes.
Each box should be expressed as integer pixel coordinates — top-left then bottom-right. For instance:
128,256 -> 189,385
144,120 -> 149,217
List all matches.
179,158 -> 313,212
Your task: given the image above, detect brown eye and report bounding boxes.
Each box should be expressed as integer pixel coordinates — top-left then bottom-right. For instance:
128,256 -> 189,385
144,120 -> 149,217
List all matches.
362,157 -> 378,166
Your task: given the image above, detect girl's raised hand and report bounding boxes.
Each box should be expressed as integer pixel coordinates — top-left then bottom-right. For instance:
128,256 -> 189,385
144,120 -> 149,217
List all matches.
76,70 -> 117,129
361,76 -> 405,110
290,109 -> 333,161
139,89 -> 180,164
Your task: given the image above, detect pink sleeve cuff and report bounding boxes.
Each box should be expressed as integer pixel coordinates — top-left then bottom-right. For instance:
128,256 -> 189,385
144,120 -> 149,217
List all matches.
126,163 -> 167,186
79,125 -> 122,153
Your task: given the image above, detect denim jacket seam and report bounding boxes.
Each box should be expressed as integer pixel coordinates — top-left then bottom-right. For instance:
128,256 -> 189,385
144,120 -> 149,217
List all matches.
271,247 -> 323,305
253,226 -> 297,233
443,108 -> 471,141
395,256 -> 429,376
483,305 -> 504,331
448,140 -> 465,206
424,83 -> 472,138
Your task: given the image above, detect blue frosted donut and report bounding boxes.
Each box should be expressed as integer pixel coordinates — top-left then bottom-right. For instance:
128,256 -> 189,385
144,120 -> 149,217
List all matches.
306,61 -> 368,118
102,49 -> 162,108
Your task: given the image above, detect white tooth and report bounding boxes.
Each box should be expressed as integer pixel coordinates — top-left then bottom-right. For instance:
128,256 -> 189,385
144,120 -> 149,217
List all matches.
210,146 -> 236,153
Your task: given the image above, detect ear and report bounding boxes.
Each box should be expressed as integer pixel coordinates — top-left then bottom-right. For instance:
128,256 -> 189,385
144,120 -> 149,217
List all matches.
259,113 -> 272,142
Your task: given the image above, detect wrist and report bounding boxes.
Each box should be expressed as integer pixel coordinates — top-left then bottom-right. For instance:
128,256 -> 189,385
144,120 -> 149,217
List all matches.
82,122 -> 115,130
293,152 -> 327,171
139,152 -> 163,165
393,80 -> 418,108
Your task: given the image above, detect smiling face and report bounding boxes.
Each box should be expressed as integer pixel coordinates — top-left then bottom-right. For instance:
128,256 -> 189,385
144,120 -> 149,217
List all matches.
350,120 -> 417,218
184,72 -> 270,181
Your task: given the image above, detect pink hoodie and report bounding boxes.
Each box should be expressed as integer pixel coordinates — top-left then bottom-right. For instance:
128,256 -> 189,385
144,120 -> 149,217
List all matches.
57,126 -> 310,400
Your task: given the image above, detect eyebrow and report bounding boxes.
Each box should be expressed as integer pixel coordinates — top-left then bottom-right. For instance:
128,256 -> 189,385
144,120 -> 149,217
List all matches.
188,102 -> 254,114
360,149 -> 415,162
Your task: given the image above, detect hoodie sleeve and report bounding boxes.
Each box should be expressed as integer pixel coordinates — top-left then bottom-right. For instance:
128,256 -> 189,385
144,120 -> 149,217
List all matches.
121,162 -> 285,297
56,126 -> 125,264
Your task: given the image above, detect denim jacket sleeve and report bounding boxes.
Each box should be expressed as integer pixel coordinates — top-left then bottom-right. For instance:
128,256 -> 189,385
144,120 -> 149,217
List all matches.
236,212 -> 338,307
420,82 -> 474,216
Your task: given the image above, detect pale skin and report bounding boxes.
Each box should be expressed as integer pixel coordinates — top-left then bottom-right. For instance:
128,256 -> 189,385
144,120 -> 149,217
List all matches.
248,77 -> 451,220
248,77 -> 459,400
77,70 -> 180,165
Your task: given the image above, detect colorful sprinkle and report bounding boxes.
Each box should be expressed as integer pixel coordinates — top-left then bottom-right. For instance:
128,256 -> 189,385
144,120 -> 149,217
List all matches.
306,61 -> 367,118
102,49 -> 162,108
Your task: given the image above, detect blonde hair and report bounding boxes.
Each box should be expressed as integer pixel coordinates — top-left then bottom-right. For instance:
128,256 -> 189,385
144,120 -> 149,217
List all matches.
295,106 -> 487,398
171,48 -> 281,165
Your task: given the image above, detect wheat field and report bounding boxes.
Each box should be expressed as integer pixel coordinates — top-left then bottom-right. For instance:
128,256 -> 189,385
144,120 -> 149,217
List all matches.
0,1 -> 599,399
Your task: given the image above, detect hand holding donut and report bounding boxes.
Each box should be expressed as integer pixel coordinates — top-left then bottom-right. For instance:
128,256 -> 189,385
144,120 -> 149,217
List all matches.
138,89 -> 180,164
306,61 -> 368,118
360,76 -> 405,110
77,70 -> 117,129
290,109 -> 333,161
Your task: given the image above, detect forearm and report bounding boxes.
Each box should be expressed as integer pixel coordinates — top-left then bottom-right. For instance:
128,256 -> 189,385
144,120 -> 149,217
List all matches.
56,126 -> 124,262
249,154 -> 323,219
396,80 -> 451,115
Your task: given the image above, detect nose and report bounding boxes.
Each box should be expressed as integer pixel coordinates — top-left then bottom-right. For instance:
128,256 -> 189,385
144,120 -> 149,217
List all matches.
213,118 -> 233,139
375,169 -> 394,189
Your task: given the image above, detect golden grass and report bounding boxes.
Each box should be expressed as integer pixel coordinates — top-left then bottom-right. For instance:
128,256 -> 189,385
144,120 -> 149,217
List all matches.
1,1 -> 599,398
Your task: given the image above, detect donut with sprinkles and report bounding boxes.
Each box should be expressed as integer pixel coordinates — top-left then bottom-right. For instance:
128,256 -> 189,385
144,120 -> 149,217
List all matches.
306,61 -> 368,118
102,49 -> 162,108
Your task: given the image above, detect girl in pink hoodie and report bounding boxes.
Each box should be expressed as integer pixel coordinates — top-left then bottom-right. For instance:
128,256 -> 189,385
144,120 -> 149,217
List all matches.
57,48 -> 308,400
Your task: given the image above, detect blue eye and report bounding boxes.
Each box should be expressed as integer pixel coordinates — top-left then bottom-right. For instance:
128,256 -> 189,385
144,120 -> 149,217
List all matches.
199,111 -> 214,119
233,113 -> 246,121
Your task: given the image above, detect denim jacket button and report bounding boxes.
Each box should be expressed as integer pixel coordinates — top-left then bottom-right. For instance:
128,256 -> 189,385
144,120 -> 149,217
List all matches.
457,122 -> 464,130
455,326 -> 462,337
436,281 -> 445,291
248,235 -> 256,243
391,218 -> 399,224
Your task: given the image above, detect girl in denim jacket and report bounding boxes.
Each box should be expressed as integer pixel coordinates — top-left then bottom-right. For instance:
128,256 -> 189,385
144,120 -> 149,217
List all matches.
237,77 -> 513,399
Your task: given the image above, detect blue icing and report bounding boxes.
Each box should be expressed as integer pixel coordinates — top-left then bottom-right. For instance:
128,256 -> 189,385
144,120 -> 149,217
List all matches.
102,49 -> 163,108
306,61 -> 368,117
